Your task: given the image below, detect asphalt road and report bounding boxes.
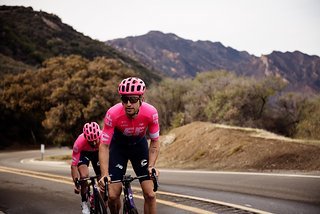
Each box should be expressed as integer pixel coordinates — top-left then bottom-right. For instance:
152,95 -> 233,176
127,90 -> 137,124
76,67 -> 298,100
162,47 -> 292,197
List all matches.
0,148 -> 320,214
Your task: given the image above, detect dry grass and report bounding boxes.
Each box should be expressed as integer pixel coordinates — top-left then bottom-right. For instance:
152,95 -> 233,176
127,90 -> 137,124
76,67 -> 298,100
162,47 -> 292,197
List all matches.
157,121 -> 320,171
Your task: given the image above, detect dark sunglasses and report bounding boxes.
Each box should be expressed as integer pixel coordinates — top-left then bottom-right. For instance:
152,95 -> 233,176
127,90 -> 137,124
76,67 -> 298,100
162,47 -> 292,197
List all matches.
121,96 -> 140,104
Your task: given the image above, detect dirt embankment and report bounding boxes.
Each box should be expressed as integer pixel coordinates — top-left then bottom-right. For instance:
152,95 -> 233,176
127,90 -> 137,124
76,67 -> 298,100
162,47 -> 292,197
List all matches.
157,122 -> 320,172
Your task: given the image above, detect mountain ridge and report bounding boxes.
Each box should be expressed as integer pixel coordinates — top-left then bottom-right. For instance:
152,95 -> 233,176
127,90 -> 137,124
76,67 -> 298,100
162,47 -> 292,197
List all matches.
107,30 -> 320,93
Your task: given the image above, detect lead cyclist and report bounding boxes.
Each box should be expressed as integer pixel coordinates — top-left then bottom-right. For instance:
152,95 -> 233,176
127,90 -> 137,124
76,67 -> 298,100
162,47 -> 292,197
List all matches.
98,77 -> 160,214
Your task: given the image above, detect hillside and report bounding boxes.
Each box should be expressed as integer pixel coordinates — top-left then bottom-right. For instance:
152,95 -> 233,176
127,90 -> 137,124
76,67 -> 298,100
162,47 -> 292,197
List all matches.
157,122 -> 320,172
0,6 -> 161,82
107,31 -> 320,93
0,6 -> 163,146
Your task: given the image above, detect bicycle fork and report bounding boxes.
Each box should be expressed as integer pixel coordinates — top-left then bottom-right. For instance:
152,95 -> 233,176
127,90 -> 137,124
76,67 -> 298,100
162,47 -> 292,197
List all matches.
123,180 -> 136,211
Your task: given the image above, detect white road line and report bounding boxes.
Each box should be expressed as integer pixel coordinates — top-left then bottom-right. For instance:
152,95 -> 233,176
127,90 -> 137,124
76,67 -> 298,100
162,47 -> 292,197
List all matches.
0,166 -> 217,214
158,169 -> 320,178
0,165 -> 275,214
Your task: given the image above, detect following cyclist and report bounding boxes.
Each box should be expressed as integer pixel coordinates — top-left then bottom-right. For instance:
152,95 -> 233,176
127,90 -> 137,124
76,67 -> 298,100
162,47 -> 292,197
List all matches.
71,122 -> 102,214
98,77 -> 160,214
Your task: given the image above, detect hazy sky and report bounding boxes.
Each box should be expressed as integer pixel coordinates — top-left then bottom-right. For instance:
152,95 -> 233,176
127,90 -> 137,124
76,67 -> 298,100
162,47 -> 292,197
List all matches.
1,0 -> 320,57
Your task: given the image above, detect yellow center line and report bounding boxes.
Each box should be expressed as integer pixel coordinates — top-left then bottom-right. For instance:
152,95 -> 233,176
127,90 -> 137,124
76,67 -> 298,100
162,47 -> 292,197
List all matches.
0,165 -> 216,213
0,165 -> 272,214
0,165 -> 74,185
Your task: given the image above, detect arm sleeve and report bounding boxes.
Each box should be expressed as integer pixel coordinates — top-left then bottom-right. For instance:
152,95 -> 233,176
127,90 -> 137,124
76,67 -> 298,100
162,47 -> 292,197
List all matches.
148,110 -> 160,141
71,135 -> 83,166
101,111 -> 115,145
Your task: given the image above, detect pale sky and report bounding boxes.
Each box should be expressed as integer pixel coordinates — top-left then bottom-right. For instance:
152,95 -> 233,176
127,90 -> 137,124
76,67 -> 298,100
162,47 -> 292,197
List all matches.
1,0 -> 320,57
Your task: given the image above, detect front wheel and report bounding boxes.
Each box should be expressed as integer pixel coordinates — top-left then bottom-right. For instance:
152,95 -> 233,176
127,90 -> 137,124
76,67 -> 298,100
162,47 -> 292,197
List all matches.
94,190 -> 108,214
129,208 -> 138,214
123,203 -> 138,214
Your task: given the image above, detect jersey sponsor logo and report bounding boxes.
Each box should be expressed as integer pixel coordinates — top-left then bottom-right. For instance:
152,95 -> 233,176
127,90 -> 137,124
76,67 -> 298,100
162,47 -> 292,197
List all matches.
105,113 -> 112,126
120,121 -> 129,127
152,113 -> 159,124
135,127 -> 145,135
106,120 -> 112,127
73,146 -> 79,153
152,113 -> 158,120
140,159 -> 148,167
116,164 -> 123,169
123,127 -> 145,136
101,133 -> 110,143
123,127 -> 134,136
106,113 -> 112,120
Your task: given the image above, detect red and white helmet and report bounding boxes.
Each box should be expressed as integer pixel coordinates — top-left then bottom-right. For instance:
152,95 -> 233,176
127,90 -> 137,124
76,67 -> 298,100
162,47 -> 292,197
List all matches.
118,77 -> 146,95
83,122 -> 101,141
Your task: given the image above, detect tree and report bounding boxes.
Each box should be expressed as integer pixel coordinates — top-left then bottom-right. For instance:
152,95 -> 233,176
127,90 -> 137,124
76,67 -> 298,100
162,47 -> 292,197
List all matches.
295,96 -> 320,140
183,70 -> 236,123
147,78 -> 190,132
1,55 -> 138,146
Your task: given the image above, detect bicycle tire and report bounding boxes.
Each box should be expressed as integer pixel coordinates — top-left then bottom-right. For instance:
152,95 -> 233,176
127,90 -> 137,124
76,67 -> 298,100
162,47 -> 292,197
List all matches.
123,201 -> 128,214
129,207 -> 138,214
94,190 -> 108,214
123,201 -> 138,214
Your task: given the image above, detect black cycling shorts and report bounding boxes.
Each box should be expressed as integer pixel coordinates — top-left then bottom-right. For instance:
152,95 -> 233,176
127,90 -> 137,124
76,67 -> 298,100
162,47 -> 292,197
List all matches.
108,132 -> 150,183
78,150 -> 101,176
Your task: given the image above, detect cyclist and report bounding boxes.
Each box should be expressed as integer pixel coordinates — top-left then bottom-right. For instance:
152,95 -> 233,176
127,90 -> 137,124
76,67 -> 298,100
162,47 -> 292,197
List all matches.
98,77 -> 160,214
71,122 -> 102,214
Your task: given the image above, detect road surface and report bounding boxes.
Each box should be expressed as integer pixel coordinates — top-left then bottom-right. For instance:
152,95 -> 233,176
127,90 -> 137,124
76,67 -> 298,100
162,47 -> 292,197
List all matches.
0,148 -> 319,213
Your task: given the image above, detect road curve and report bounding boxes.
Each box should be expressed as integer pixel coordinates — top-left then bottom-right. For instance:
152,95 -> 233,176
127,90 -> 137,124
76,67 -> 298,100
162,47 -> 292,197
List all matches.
1,148 -> 320,214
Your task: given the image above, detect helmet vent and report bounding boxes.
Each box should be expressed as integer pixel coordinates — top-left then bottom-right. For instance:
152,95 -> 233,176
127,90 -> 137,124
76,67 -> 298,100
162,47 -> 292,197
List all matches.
118,77 -> 146,95
83,122 -> 101,141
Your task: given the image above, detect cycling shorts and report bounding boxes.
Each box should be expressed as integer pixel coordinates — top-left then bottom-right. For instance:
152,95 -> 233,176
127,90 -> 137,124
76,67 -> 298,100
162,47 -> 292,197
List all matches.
78,150 -> 101,176
108,132 -> 150,183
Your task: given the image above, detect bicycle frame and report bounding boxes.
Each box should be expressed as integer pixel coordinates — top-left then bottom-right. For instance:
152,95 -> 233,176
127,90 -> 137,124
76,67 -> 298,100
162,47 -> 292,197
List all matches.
76,175 -> 108,214
104,169 -> 158,214
122,174 -> 140,212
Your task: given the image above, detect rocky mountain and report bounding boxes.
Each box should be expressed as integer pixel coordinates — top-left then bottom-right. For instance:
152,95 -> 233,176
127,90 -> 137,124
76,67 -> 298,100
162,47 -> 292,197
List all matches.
107,31 -> 320,93
0,6 -> 161,82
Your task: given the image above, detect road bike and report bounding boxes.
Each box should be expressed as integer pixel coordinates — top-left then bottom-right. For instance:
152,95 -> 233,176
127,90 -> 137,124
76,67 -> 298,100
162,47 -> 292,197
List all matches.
76,175 -> 108,214
105,168 -> 159,214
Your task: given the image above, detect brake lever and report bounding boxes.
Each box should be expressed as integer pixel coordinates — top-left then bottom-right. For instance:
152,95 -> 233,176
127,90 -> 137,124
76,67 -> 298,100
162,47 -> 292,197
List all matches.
151,168 -> 159,192
103,176 -> 109,201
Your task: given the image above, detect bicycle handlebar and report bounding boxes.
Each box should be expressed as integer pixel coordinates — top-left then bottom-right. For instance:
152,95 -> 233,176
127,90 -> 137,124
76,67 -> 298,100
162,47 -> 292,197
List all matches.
103,170 -> 159,200
75,175 -> 100,189
103,176 -> 109,200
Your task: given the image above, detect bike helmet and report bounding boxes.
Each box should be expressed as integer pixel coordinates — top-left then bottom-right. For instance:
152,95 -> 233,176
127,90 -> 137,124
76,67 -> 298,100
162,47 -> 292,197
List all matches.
118,77 -> 146,95
83,122 -> 101,141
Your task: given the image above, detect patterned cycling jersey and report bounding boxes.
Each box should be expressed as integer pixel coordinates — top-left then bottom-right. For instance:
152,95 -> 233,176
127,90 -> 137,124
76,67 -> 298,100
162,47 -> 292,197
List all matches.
101,102 -> 160,145
71,134 -> 99,166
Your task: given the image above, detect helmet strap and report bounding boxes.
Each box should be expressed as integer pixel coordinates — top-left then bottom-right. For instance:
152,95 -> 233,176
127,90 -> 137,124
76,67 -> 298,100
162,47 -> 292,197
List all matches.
139,95 -> 144,106
88,141 -> 95,148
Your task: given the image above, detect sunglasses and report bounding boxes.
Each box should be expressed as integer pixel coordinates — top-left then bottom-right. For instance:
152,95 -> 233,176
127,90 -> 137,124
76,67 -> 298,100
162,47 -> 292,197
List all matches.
121,96 -> 140,104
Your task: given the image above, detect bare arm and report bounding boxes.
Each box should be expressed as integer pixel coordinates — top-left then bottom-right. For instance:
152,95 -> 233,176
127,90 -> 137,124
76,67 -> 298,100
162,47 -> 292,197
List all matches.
98,143 -> 110,191
99,143 -> 110,177
148,139 -> 160,168
71,165 -> 81,194
71,165 -> 79,182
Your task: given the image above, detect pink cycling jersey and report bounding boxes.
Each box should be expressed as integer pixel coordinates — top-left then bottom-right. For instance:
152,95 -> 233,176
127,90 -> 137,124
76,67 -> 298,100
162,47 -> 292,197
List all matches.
71,134 -> 99,166
101,102 -> 160,145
